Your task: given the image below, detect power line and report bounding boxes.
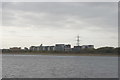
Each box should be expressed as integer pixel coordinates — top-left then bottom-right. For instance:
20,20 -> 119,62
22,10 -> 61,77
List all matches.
77,35 -> 80,46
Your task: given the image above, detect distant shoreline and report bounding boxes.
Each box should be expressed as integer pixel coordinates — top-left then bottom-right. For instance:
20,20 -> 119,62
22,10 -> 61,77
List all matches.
2,52 -> 118,57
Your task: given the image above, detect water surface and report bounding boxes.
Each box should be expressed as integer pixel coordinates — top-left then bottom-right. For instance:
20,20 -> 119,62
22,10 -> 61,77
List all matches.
2,54 -> 118,78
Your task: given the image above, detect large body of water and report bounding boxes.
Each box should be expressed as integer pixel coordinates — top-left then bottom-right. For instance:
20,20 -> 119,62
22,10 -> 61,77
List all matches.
2,54 -> 118,78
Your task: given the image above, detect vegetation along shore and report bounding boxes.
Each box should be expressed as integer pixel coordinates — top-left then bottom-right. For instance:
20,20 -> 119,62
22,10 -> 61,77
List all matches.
2,47 -> 119,56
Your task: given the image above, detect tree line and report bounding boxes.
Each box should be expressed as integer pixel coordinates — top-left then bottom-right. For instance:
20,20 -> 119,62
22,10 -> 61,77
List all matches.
2,47 -> 120,55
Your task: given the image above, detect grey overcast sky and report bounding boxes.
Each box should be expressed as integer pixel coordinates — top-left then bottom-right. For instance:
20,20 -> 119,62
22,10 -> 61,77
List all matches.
2,2 -> 118,49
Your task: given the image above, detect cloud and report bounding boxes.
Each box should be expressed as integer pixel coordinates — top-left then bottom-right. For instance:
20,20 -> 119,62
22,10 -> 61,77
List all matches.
2,2 -> 118,48
2,2 -> 117,29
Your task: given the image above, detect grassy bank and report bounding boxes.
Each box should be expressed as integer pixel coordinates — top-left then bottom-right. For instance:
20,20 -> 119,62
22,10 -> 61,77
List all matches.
2,52 -> 118,56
